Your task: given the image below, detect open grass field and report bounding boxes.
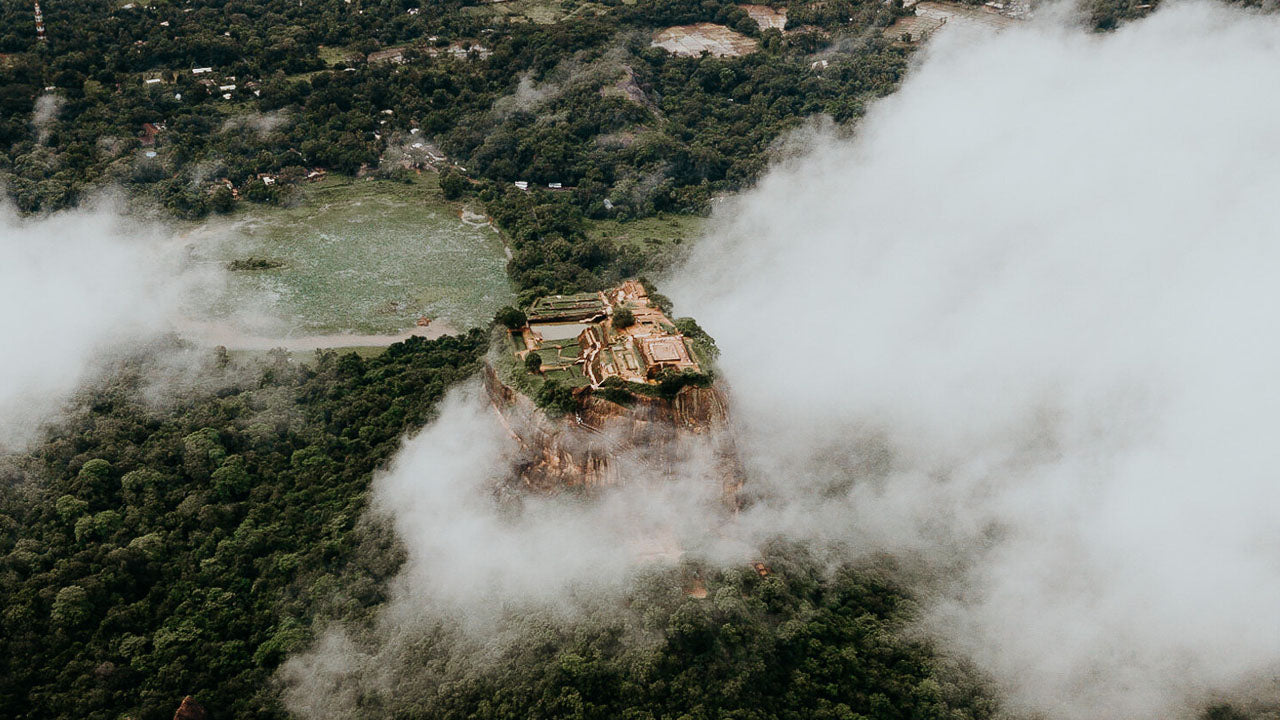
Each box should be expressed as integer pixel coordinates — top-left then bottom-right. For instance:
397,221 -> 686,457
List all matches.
317,45 -> 358,67
544,365 -> 591,387
586,212 -> 706,271
189,173 -> 513,337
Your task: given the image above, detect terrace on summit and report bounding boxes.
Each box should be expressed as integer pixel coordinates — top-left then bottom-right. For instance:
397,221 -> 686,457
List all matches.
511,282 -> 701,389
526,292 -> 607,323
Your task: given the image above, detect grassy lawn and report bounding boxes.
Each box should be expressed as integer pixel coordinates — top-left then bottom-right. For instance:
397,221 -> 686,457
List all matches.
189,172 -> 513,335
210,100 -> 256,116
536,339 -> 580,365
585,212 -> 707,271
544,366 -> 591,387
317,45 -> 358,66
542,338 -> 584,362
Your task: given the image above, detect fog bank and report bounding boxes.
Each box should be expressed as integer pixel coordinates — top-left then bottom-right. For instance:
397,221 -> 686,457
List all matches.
670,3 -> 1280,717
280,384 -> 742,716
283,3 -> 1280,717
0,199 -> 219,448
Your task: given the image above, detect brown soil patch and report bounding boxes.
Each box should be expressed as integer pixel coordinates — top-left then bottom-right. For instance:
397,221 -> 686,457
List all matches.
651,23 -> 759,57
884,1 -> 1022,43
882,14 -> 946,43
599,65 -> 656,112
739,4 -> 787,30
917,0 -> 1021,29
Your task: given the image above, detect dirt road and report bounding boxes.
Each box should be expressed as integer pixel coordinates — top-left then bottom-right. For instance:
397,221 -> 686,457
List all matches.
174,318 -> 461,351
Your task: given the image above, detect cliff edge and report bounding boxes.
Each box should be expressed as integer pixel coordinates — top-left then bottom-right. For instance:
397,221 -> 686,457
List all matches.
482,363 -> 744,503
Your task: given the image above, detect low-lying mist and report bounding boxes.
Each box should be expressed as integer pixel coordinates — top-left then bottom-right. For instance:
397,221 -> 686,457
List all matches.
672,2 -> 1280,717
283,2 -> 1280,718
280,383 -> 746,715
0,198 -> 221,449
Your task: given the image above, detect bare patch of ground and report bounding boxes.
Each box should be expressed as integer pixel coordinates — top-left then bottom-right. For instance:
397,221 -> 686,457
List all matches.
882,14 -> 947,43
599,65 -> 661,117
920,1 -> 1023,30
176,318 -> 459,351
884,0 -> 1023,42
739,4 -> 787,30
651,23 -> 759,57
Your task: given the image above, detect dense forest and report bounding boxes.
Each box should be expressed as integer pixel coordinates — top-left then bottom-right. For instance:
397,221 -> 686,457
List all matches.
292,545 -> 1005,720
1,1 -> 1270,719
0,0 -> 908,216
0,334 -> 487,718
0,331 -> 1008,719
0,0 -> 1262,296
0,0 -> 915,295
0,337 -> 1254,719
1,0 -> 1212,296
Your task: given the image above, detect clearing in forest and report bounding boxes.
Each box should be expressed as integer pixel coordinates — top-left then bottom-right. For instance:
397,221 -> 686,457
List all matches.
189,174 -> 513,336
652,23 -> 759,57
739,4 -> 787,30
885,0 -> 1024,42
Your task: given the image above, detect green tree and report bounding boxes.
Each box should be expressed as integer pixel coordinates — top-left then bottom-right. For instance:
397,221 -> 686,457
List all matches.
536,378 -> 577,414
612,307 -> 635,328
495,306 -> 527,329
70,459 -> 114,507
440,168 -> 469,200
51,585 -> 92,628
210,185 -> 234,214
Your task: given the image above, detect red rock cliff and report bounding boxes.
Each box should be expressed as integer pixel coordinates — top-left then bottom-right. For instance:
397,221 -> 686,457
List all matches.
482,363 -> 743,503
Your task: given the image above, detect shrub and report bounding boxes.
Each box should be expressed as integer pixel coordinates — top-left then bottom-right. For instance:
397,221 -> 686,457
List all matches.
495,306 -> 527,329
536,379 -> 577,415
612,307 -> 635,328
676,316 -> 719,359
655,369 -> 712,400
440,168 -> 469,199
598,386 -> 635,406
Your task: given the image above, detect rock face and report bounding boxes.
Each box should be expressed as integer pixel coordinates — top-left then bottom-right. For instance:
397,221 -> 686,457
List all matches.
483,364 -> 744,503
173,696 -> 207,720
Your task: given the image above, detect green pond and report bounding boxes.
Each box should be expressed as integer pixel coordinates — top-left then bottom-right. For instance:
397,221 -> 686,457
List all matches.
191,177 -> 513,335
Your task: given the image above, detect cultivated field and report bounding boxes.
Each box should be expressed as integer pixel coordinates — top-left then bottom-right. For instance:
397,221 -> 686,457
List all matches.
652,23 -> 759,57
885,0 -> 1023,41
915,1 -> 1022,30
740,4 -> 787,30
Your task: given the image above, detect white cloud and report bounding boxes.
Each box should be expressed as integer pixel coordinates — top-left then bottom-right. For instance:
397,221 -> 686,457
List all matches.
0,198 -> 220,448
284,4 -> 1280,717
280,383 -> 742,717
669,2 -> 1280,717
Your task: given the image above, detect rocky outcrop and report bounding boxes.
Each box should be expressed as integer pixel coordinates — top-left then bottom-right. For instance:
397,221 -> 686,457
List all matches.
483,364 -> 744,503
173,696 -> 207,720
